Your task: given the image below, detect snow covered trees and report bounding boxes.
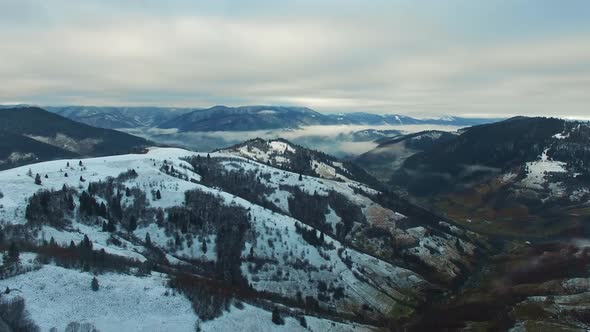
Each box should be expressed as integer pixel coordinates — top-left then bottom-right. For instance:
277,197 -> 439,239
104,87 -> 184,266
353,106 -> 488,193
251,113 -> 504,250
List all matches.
25,188 -> 76,228
34,173 -> 42,185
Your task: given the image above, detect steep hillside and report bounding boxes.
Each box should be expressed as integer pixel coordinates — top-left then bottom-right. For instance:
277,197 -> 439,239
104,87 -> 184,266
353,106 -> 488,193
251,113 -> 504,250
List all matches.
391,117 -> 590,237
0,107 -> 151,170
356,130 -> 457,182
0,146 -> 484,330
217,138 -> 383,189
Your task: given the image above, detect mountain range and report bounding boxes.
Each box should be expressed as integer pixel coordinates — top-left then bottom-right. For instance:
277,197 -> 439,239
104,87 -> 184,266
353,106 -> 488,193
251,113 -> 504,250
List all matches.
32,105 -> 501,131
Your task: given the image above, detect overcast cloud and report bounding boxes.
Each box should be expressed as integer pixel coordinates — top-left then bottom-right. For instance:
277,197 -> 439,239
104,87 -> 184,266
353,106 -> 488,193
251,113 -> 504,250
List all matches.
1,0 -> 589,118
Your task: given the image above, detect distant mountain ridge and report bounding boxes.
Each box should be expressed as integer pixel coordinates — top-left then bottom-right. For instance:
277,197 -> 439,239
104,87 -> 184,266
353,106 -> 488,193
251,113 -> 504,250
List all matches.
160,106 -> 501,132
158,105 -> 327,131
12,104 -> 502,131
45,106 -> 197,129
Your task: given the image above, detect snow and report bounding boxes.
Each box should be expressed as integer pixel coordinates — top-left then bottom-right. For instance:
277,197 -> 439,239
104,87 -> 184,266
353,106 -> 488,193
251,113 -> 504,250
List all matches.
202,303 -> 373,332
0,265 -> 196,332
521,149 -> 567,190
0,146 -> 426,327
553,132 -> 569,139
40,224 -> 148,262
0,147 -> 198,225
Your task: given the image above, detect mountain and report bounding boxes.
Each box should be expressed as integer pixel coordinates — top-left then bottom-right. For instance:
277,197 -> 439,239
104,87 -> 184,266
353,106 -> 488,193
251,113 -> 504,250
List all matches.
217,138 -> 384,189
157,105 -> 501,132
356,130 -> 458,182
347,129 -> 403,142
324,113 -> 499,127
2,135 -> 590,330
0,143 -> 487,331
390,116 -> 590,237
13,104 -> 502,132
159,105 -> 327,132
0,107 -> 151,170
45,106 -> 196,129
324,112 -> 424,125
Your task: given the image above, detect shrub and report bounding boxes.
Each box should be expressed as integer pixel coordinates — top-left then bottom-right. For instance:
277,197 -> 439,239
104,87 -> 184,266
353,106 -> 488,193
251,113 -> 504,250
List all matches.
91,277 -> 99,291
0,297 -> 40,332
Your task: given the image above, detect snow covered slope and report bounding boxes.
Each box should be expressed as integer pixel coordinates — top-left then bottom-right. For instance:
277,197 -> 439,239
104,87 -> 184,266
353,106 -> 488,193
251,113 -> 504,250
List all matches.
0,146 -> 483,330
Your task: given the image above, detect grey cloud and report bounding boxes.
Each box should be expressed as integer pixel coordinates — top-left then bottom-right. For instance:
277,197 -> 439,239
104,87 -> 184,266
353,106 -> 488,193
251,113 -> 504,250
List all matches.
0,2 -> 589,119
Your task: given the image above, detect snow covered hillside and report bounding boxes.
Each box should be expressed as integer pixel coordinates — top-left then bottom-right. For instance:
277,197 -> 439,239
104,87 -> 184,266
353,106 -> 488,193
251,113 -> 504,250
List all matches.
0,146 -> 482,331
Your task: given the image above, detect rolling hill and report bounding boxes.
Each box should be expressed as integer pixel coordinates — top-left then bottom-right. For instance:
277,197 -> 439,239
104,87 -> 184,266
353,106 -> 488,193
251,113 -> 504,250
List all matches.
0,107 -> 151,170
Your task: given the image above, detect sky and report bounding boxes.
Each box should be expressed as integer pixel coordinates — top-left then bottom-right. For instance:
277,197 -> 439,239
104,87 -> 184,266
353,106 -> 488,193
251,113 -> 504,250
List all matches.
0,0 -> 589,118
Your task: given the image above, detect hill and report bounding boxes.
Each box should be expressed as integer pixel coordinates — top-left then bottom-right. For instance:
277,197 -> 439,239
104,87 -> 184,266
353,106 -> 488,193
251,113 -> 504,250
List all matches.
0,146 -> 486,330
0,107 -> 151,170
390,117 -> 590,237
356,130 -> 457,181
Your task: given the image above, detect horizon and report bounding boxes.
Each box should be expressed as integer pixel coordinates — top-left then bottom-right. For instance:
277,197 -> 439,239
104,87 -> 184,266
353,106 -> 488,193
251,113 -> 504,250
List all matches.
4,103 -> 590,122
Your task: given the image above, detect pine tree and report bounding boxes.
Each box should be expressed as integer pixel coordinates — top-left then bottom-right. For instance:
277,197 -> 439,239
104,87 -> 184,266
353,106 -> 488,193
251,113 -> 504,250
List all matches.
67,162 -> 70,167
4,242 -> 20,266
299,173 -> 303,181
64,172 -> 68,177
91,277 -> 99,291
99,202 -> 107,218
79,175 -> 85,182
145,232 -> 152,246
156,190 -> 161,200
107,219 -> 116,232
34,173 -> 42,185
128,216 -> 137,232
67,194 -> 75,211
271,307 -> 284,325
27,168 -> 33,177
82,235 -> 92,251
201,240 -> 207,254
44,174 -> 48,179
79,160 -> 83,167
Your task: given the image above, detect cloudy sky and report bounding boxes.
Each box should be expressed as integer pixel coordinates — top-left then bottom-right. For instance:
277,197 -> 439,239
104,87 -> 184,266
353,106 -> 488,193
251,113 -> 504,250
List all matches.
1,0 -> 589,118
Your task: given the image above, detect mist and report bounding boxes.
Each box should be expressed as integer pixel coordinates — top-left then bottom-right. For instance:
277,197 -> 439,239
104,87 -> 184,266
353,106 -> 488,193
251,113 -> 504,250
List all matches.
122,124 -> 462,158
